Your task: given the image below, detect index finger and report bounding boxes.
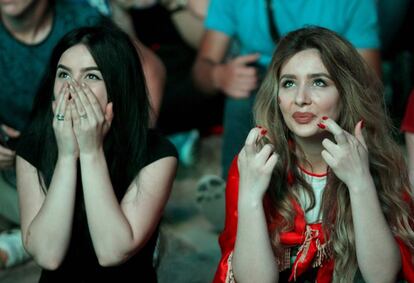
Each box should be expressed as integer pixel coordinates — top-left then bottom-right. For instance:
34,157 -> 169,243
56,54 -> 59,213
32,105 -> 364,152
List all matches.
234,53 -> 260,65
320,117 -> 347,145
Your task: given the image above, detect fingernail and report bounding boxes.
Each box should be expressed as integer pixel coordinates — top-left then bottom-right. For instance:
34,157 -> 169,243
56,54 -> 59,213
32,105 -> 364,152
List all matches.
322,116 -> 328,120
361,119 -> 364,129
260,129 -> 267,136
317,123 -> 326,129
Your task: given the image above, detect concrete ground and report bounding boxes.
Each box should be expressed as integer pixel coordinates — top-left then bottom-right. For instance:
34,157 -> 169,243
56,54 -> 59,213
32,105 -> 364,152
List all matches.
0,134 -> 224,283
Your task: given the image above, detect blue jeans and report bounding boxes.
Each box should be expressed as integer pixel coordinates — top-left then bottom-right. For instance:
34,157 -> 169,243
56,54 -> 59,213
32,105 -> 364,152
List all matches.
221,93 -> 256,179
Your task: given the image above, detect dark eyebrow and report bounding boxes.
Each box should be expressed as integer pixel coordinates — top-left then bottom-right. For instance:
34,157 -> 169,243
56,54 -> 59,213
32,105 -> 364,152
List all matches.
57,64 -> 71,71
279,73 -> 332,80
279,74 -> 296,80
309,73 -> 332,79
57,64 -> 100,72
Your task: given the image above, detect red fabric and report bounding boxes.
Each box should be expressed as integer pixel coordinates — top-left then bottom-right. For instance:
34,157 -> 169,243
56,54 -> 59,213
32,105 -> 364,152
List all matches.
213,157 -> 239,283
280,202 -> 334,282
402,89 -> 414,133
213,156 -> 414,283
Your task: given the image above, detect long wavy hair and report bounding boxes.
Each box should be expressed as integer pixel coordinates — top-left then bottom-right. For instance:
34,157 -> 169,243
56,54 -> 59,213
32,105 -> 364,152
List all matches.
254,26 -> 414,282
26,23 -> 150,199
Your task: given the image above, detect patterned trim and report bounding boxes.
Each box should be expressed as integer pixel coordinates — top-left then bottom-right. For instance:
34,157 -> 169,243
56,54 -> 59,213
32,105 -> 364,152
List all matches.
225,252 -> 236,283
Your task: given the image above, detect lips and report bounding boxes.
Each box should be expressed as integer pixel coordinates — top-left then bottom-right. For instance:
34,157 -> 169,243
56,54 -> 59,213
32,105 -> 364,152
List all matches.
292,112 -> 316,124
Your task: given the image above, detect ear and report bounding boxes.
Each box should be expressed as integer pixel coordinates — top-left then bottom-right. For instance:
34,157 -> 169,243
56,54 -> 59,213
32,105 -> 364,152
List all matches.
105,102 -> 114,123
103,102 -> 114,136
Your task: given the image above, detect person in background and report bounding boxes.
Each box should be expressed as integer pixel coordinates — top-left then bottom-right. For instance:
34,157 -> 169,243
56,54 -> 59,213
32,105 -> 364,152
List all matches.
107,0 -> 223,167
214,26 -> 414,283
16,25 -> 177,282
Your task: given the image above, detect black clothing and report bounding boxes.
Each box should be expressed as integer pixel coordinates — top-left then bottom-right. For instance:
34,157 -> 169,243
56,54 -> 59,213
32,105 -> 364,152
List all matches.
17,130 -> 177,283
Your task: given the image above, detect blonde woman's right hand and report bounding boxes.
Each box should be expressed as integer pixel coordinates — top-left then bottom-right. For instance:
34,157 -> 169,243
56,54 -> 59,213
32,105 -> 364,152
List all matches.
52,83 -> 79,159
237,127 -> 278,203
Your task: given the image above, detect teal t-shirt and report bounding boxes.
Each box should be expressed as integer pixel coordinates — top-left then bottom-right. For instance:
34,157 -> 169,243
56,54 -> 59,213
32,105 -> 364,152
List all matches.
0,0 -> 104,131
205,0 -> 380,66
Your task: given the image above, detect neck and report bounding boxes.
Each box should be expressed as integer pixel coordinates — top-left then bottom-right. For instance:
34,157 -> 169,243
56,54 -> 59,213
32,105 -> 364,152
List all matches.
1,0 -> 52,44
294,132 -> 332,174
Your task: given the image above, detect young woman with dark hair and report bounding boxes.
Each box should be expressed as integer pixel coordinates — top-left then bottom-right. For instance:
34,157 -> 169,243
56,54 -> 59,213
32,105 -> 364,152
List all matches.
214,26 -> 414,283
16,25 -> 177,282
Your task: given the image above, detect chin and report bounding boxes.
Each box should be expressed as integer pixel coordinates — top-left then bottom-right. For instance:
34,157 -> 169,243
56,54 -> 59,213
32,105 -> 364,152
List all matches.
289,124 -> 320,138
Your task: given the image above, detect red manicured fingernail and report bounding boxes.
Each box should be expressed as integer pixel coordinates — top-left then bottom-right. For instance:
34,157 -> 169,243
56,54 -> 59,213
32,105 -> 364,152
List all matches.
260,129 -> 267,135
322,116 -> 328,120
317,123 -> 326,129
361,120 -> 364,129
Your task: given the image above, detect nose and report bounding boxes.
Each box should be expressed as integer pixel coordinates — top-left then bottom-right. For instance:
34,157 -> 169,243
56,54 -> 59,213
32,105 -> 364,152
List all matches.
294,84 -> 311,106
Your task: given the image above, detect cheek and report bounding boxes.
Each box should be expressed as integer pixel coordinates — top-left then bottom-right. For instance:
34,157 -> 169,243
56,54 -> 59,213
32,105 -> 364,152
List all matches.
277,94 -> 292,115
321,96 -> 341,119
88,85 -> 108,111
53,80 -> 64,99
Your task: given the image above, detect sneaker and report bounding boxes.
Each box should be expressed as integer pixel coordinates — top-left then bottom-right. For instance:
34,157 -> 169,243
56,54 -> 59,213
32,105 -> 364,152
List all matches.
195,175 -> 226,233
0,229 -> 30,269
168,129 -> 200,167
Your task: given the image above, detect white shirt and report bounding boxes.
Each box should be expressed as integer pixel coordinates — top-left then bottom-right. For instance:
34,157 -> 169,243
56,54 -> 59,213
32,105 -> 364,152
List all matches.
297,167 -> 327,224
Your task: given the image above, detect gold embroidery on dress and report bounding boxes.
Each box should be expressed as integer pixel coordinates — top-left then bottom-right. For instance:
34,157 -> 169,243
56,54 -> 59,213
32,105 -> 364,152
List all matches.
225,252 -> 236,283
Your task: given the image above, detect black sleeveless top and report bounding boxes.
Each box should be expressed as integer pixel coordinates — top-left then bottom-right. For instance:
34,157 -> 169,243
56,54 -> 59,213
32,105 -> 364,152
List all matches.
17,130 -> 177,283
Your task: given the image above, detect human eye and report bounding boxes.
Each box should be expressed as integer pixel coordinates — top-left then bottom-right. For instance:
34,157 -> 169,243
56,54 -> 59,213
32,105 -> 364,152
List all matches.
313,78 -> 327,87
85,73 -> 102,80
57,70 -> 70,79
281,79 -> 295,88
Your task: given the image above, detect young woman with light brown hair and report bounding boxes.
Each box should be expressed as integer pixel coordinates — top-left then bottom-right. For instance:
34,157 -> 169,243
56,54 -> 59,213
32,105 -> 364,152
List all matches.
214,26 -> 414,283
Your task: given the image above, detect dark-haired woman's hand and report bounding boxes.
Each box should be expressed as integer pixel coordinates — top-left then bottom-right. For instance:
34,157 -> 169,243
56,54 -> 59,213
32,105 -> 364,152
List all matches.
52,83 -> 79,159
320,118 -> 371,192
70,81 -> 113,156
237,127 -> 278,203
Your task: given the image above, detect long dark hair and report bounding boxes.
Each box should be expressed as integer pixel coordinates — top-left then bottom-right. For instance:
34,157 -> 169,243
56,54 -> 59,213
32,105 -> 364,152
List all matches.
27,23 -> 150,199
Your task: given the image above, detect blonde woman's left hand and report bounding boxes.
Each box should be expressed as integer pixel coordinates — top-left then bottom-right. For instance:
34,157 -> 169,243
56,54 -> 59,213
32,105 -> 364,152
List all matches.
69,81 -> 113,155
320,118 -> 371,191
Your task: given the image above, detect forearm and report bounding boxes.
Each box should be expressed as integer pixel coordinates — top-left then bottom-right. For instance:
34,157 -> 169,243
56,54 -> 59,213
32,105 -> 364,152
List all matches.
26,156 -> 77,269
233,196 -> 278,283
139,44 -> 166,126
80,150 -> 136,266
192,57 -> 222,95
349,178 -> 400,282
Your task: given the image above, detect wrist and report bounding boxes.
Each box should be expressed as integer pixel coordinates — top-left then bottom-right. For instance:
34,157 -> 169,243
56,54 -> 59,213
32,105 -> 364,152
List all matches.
79,148 -> 104,161
347,175 -> 376,195
238,191 -> 264,210
57,154 -> 77,163
212,63 -> 223,91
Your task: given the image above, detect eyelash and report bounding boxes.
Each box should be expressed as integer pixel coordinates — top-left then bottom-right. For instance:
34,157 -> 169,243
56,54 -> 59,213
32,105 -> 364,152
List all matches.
86,74 -> 101,80
280,79 -> 327,88
313,79 -> 327,87
56,71 -> 101,80
57,71 -> 70,79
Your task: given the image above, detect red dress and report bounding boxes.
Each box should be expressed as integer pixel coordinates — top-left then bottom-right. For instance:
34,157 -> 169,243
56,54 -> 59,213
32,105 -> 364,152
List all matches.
213,157 -> 414,283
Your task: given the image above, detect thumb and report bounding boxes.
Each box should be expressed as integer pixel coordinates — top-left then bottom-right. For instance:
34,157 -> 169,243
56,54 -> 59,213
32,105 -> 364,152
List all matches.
1,124 -> 21,138
354,120 -> 367,148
